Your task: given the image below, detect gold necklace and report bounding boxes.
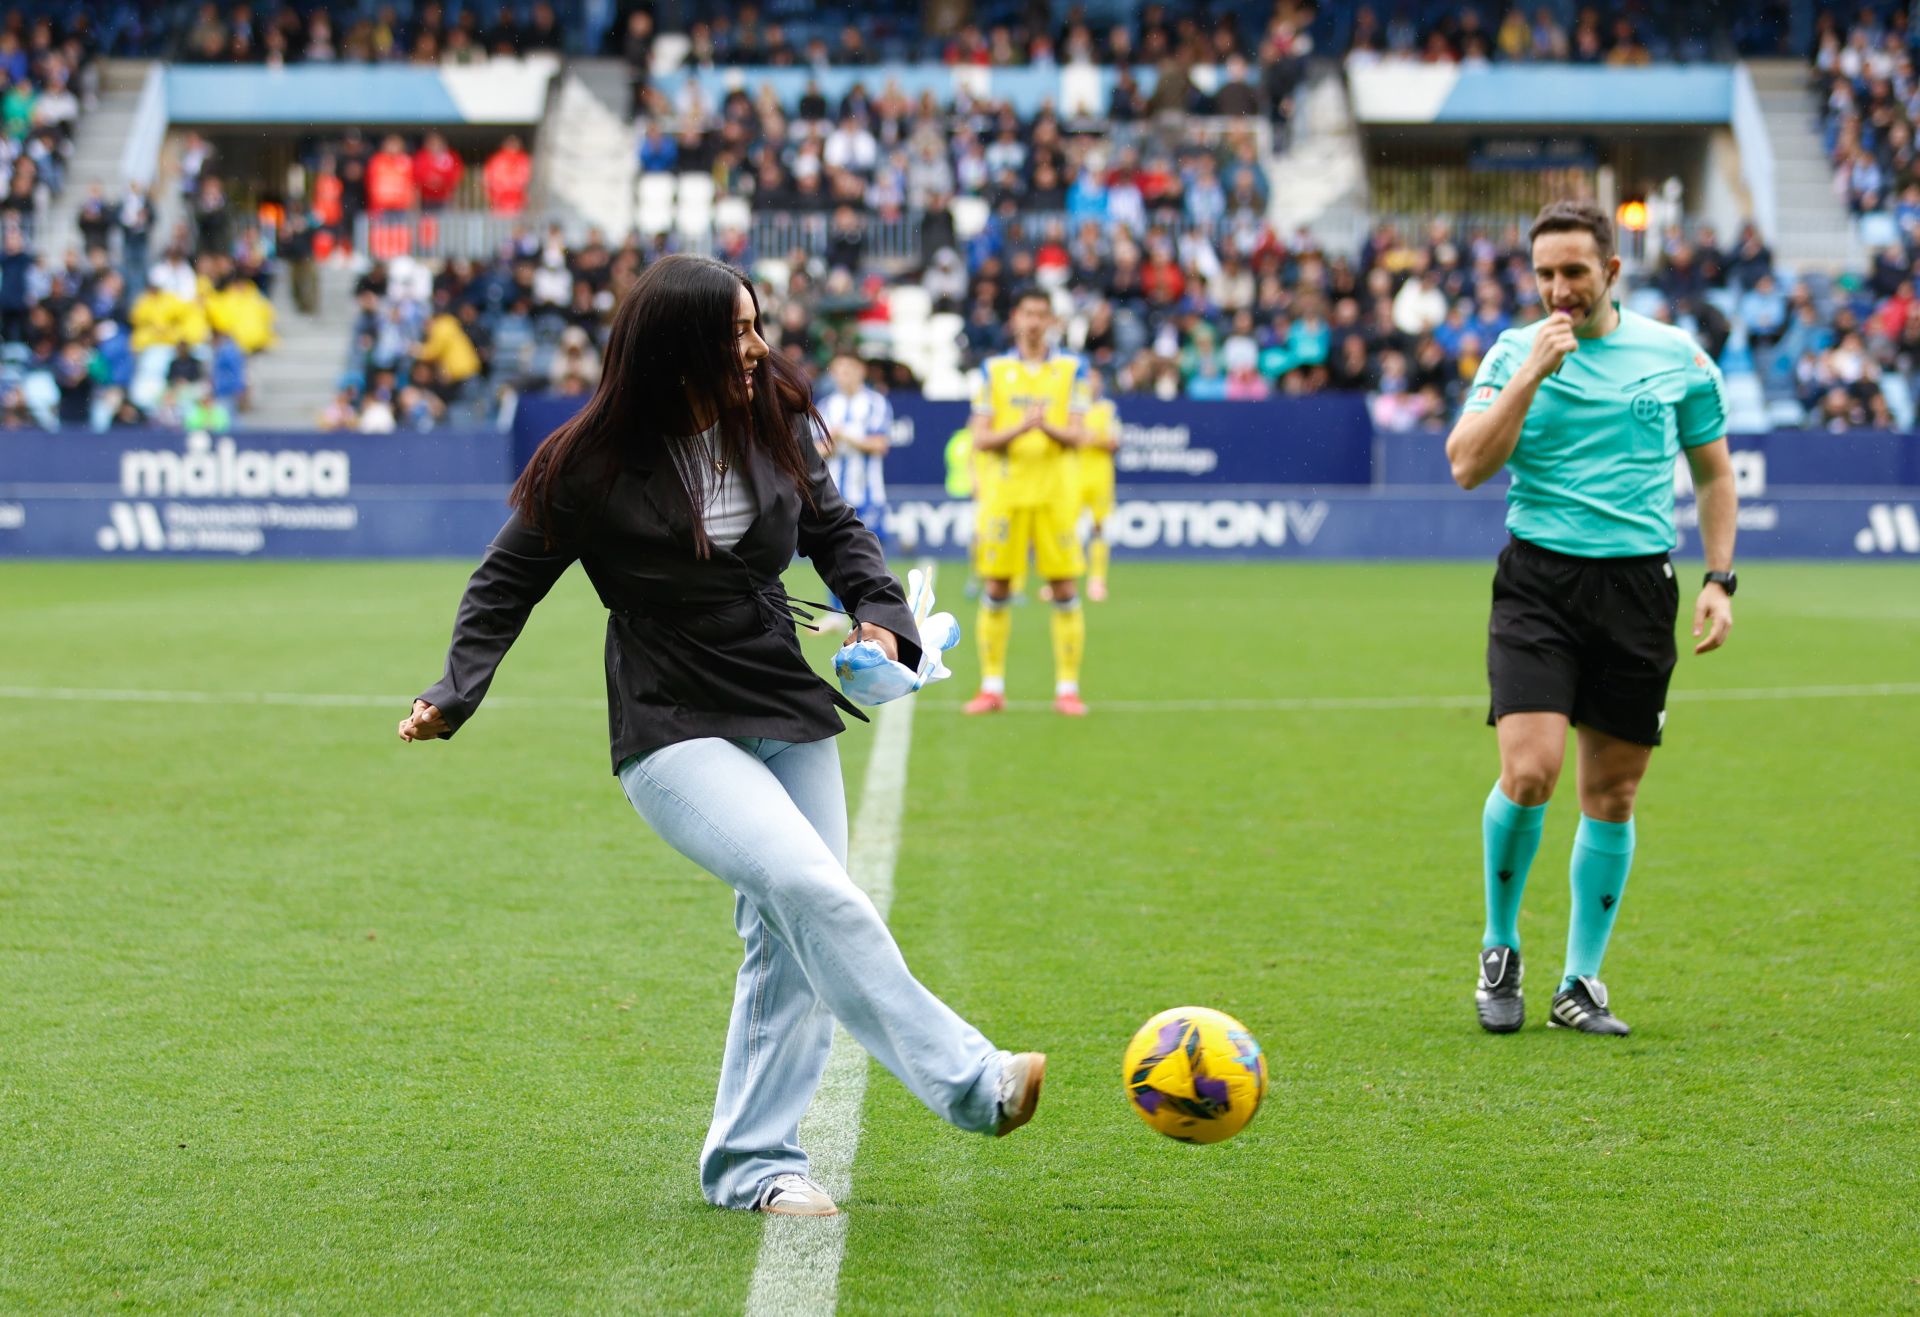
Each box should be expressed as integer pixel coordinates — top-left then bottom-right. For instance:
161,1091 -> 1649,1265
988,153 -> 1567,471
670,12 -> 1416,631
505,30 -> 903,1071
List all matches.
693,427 -> 726,476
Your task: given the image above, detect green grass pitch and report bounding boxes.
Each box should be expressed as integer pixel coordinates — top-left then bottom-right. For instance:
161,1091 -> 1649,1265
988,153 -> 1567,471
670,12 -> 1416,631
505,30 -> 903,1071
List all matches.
2,558 -> 1917,1313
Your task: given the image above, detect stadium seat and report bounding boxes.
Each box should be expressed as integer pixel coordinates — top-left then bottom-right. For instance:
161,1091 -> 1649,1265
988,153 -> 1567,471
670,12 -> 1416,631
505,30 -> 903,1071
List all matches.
650,32 -> 690,76
921,364 -> 972,400
1060,66 -> 1103,120
1880,373 -> 1915,430
675,174 -> 715,238
676,173 -> 715,213
754,258 -> 792,296
637,172 -> 676,211
1625,287 -> 1666,318
636,173 -> 676,236
1858,213 -> 1899,249
20,371 -> 57,427
951,196 -> 990,242
129,346 -> 176,411
1766,398 -> 1807,427
887,286 -> 932,325
714,196 -> 752,234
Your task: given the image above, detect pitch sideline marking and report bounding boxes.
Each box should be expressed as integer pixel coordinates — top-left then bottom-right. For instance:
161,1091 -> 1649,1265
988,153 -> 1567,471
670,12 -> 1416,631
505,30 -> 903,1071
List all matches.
740,560 -> 931,1317
2,681 -> 1917,716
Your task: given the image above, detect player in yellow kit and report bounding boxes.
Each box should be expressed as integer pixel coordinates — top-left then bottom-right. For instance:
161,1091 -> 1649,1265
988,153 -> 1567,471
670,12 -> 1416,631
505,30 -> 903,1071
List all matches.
1078,371 -> 1119,602
964,289 -> 1091,717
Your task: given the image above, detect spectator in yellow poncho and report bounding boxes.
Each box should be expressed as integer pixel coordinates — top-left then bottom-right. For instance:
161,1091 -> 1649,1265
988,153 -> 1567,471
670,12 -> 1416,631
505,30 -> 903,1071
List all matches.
129,288 -> 211,352
415,310 -> 481,393
202,275 -> 277,354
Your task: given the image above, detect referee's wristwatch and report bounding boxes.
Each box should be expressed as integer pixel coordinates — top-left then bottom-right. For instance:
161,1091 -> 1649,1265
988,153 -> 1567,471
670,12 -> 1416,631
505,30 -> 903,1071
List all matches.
1703,570 -> 1738,596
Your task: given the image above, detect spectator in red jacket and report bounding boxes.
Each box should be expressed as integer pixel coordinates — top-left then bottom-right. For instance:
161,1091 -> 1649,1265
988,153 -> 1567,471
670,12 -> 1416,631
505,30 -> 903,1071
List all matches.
484,134 -> 531,217
367,135 -> 418,214
414,132 -> 464,212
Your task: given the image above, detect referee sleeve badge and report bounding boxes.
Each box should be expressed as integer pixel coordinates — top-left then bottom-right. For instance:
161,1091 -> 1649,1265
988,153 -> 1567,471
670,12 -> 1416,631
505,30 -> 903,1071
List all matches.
1473,385 -> 1498,403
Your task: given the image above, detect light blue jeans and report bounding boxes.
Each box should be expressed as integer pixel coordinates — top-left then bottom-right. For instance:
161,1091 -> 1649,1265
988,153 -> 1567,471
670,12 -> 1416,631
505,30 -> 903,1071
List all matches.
618,735 -> 1007,1209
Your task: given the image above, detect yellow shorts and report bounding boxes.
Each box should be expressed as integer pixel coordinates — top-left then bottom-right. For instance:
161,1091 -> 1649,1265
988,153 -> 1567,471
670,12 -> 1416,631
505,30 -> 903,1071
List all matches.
975,497 -> 1086,582
1079,464 -> 1115,525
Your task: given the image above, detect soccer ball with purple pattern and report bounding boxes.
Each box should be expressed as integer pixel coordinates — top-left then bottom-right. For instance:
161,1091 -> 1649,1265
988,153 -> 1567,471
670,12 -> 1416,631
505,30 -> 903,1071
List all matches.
1122,1006 -> 1268,1144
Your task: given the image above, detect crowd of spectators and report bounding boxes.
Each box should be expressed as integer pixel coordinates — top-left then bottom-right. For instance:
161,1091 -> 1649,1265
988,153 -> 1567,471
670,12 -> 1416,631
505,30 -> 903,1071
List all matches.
322,222 -> 647,432
1813,8 -> 1920,218
642,73 -> 1279,247
1769,239 -> 1920,430
296,130 -> 534,241
624,2 -> 1312,128
0,9 -> 124,430
0,211 -> 278,433
0,116 -> 285,432
1342,4 -> 1659,66
175,1 -> 570,66
317,194 -> 1920,436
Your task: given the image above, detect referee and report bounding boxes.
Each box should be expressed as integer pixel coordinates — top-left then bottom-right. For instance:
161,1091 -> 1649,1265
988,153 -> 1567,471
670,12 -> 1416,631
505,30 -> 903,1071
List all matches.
1447,200 -> 1738,1037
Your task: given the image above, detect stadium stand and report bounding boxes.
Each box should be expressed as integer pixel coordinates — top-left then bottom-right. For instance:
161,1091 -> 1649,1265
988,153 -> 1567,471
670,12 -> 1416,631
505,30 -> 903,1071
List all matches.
6,2 -> 1920,433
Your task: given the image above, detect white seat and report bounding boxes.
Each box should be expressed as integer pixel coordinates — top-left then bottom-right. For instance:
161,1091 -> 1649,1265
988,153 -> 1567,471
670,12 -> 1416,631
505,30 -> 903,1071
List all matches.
676,172 -> 715,210
636,200 -> 675,236
714,196 -> 751,233
887,285 -> 932,324
636,173 -> 677,211
753,258 -> 791,295
649,33 -> 690,76
1060,65 -> 1103,120
676,193 -> 712,234
950,195 -> 990,241
921,365 -> 971,400
927,311 -> 966,344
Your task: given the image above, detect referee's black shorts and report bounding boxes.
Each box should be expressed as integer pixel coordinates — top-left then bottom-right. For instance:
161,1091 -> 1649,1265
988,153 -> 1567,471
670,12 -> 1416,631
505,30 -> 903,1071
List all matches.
1486,535 -> 1680,747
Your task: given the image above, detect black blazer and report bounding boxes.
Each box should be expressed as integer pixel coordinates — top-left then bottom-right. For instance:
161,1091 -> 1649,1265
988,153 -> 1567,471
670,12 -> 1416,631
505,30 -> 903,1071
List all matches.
419,416 -> 922,774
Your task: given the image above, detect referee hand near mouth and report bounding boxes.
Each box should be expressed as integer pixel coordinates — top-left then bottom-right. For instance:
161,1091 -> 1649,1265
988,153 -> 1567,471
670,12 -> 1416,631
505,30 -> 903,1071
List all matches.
1446,199 -> 1738,1038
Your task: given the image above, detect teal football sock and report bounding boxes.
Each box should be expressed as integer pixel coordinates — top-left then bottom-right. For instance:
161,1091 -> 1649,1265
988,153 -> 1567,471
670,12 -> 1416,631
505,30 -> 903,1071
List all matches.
1482,783 -> 1548,950
1563,815 -> 1636,990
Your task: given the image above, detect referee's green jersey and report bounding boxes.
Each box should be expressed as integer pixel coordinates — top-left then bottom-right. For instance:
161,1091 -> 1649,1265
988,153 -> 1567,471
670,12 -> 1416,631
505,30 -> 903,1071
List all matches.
1462,305 -> 1728,558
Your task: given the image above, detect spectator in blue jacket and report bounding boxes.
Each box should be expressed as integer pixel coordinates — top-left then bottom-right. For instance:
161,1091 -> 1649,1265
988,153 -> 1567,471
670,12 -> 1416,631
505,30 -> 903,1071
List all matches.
637,121 -> 678,173
211,332 -> 248,411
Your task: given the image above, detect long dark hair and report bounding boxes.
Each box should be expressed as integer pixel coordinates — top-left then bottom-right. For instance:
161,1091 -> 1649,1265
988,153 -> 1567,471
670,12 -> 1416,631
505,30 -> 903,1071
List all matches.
510,253 -> 818,556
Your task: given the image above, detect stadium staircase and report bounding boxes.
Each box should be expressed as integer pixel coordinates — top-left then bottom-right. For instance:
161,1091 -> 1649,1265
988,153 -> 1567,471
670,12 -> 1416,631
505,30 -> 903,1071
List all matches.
532,59 -> 637,237
1266,68 -> 1367,249
38,60 -> 156,261
1746,59 -> 1864,275
240,263 -> 362,431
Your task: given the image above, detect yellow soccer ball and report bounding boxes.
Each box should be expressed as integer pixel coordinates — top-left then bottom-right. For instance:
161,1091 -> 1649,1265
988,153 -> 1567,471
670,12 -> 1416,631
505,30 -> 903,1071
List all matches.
1122,1007 -> 1268,1144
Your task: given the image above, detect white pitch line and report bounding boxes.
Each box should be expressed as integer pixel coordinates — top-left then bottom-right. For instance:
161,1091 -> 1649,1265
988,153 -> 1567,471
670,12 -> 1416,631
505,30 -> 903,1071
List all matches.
740,562 -> 930,1317
0,684 -> 608,710
1,681 -> 1917,718
927,682 -> 1920,714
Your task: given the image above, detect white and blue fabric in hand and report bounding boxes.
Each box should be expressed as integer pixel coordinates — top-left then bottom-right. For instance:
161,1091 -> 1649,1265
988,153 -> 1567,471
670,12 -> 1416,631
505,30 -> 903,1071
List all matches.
833,567 -> 960,706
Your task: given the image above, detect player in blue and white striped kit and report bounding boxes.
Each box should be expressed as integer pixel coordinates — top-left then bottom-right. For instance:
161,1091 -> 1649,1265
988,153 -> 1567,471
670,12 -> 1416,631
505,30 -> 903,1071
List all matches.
816,353 -> 894,632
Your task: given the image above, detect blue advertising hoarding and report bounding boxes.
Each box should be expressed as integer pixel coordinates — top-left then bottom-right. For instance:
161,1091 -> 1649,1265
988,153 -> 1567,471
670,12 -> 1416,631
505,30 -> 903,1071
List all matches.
513,393 -> 1380,488
3,419 -> 1917,560
0,430 -> 515,558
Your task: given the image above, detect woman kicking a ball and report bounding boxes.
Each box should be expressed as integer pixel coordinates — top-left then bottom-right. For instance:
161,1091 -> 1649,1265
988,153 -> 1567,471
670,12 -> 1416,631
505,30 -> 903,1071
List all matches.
399,254 -> 1043,1217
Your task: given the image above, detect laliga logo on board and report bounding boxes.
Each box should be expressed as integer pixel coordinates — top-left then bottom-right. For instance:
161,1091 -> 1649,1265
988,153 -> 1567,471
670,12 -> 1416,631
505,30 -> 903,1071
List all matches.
120,431 -> 351,499
1855,503 -> 1920,554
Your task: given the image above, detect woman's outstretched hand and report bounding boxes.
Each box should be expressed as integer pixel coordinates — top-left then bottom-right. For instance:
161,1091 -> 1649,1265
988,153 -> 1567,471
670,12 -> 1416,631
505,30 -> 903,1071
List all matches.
398,699 -> 449,742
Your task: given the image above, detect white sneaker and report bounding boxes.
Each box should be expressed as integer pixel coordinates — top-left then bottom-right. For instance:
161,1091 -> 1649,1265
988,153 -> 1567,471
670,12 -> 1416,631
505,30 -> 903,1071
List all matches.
993,1051 -> 1047,1136
754,1173 -> 838,1216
